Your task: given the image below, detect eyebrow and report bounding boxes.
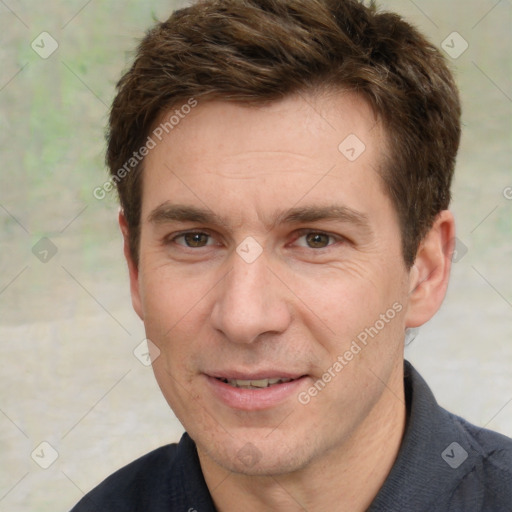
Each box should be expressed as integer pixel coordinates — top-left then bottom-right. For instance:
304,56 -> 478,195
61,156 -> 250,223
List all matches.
148,202 -> 372,233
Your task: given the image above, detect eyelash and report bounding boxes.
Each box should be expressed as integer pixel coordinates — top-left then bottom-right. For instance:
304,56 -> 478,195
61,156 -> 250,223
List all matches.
168,229 -> 344,250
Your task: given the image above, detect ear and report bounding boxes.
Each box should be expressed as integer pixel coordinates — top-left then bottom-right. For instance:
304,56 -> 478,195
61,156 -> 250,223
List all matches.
404,210 -> 455,328
119,210 -> 144,320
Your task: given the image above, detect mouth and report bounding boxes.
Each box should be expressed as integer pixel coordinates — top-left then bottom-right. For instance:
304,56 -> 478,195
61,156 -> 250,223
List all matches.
207,373 -> 308,410
215,377 -> 297,389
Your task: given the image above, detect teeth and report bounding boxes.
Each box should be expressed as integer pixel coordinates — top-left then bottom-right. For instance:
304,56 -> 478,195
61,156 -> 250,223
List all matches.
225,377 -> 293,389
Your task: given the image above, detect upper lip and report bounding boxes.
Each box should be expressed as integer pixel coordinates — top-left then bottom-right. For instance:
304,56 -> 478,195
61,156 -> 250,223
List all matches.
206,370 -> 306,380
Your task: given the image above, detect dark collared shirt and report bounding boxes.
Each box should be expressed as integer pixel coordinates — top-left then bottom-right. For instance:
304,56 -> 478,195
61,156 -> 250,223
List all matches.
71,361 -> 512,511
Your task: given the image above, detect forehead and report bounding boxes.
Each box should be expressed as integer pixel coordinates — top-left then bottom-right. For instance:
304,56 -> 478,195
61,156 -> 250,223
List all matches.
141,91 -> 391,228
149,90 -> 381,162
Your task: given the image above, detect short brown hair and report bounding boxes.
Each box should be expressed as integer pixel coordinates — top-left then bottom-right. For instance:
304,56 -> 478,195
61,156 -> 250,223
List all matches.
107,0 -> 461,267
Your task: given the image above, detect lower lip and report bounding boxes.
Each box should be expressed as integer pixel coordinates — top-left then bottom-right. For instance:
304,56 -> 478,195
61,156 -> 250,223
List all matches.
206,375 -> 308,411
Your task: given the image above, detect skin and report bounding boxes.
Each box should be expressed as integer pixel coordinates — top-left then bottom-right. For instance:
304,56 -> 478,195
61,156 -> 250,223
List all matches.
120,90 -> 455,511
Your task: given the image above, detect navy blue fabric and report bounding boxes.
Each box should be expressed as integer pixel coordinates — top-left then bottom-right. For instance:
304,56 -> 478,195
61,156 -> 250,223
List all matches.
71,361 -> 512,511
69,432 -> 216,512
367,362 -> 512,511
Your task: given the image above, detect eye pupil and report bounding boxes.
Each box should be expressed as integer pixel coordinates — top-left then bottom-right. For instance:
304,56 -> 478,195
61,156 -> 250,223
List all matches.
306,233 -> 329,248
185,233 -> 208,247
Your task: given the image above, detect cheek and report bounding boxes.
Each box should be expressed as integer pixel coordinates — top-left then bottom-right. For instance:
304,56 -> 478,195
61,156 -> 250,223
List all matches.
297,266 -> 407,373
139,261 -> 204,331
138,264 -> 217,375
294,263 -> 392,330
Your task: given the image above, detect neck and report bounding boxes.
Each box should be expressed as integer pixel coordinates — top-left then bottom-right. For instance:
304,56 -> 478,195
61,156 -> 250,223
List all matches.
199,364 -> 406,512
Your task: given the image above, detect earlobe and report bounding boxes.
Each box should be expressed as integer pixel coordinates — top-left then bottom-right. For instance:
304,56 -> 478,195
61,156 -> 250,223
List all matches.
404,210 -> 455,328
119,210 -> 144,320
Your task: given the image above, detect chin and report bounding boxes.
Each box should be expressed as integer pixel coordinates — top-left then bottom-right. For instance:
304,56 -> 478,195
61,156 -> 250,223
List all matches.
197,428 -> 319,477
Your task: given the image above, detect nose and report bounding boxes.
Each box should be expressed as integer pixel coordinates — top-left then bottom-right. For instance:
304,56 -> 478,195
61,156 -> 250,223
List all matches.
210,250 -> 292,344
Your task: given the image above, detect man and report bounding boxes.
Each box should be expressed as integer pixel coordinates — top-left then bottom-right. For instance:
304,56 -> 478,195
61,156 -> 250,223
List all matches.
74,0 -> 512,510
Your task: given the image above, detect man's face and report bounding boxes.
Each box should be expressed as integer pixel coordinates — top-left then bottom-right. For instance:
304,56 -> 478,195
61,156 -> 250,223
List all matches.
129,91 -> 415,475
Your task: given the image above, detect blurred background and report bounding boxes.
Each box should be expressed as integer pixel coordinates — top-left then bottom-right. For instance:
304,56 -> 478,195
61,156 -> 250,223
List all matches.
0,0 -> 511,510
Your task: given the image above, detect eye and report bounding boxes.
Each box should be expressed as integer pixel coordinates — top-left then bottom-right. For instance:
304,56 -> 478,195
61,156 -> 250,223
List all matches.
293,231 -> 339,249
172,232 -> 214,248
